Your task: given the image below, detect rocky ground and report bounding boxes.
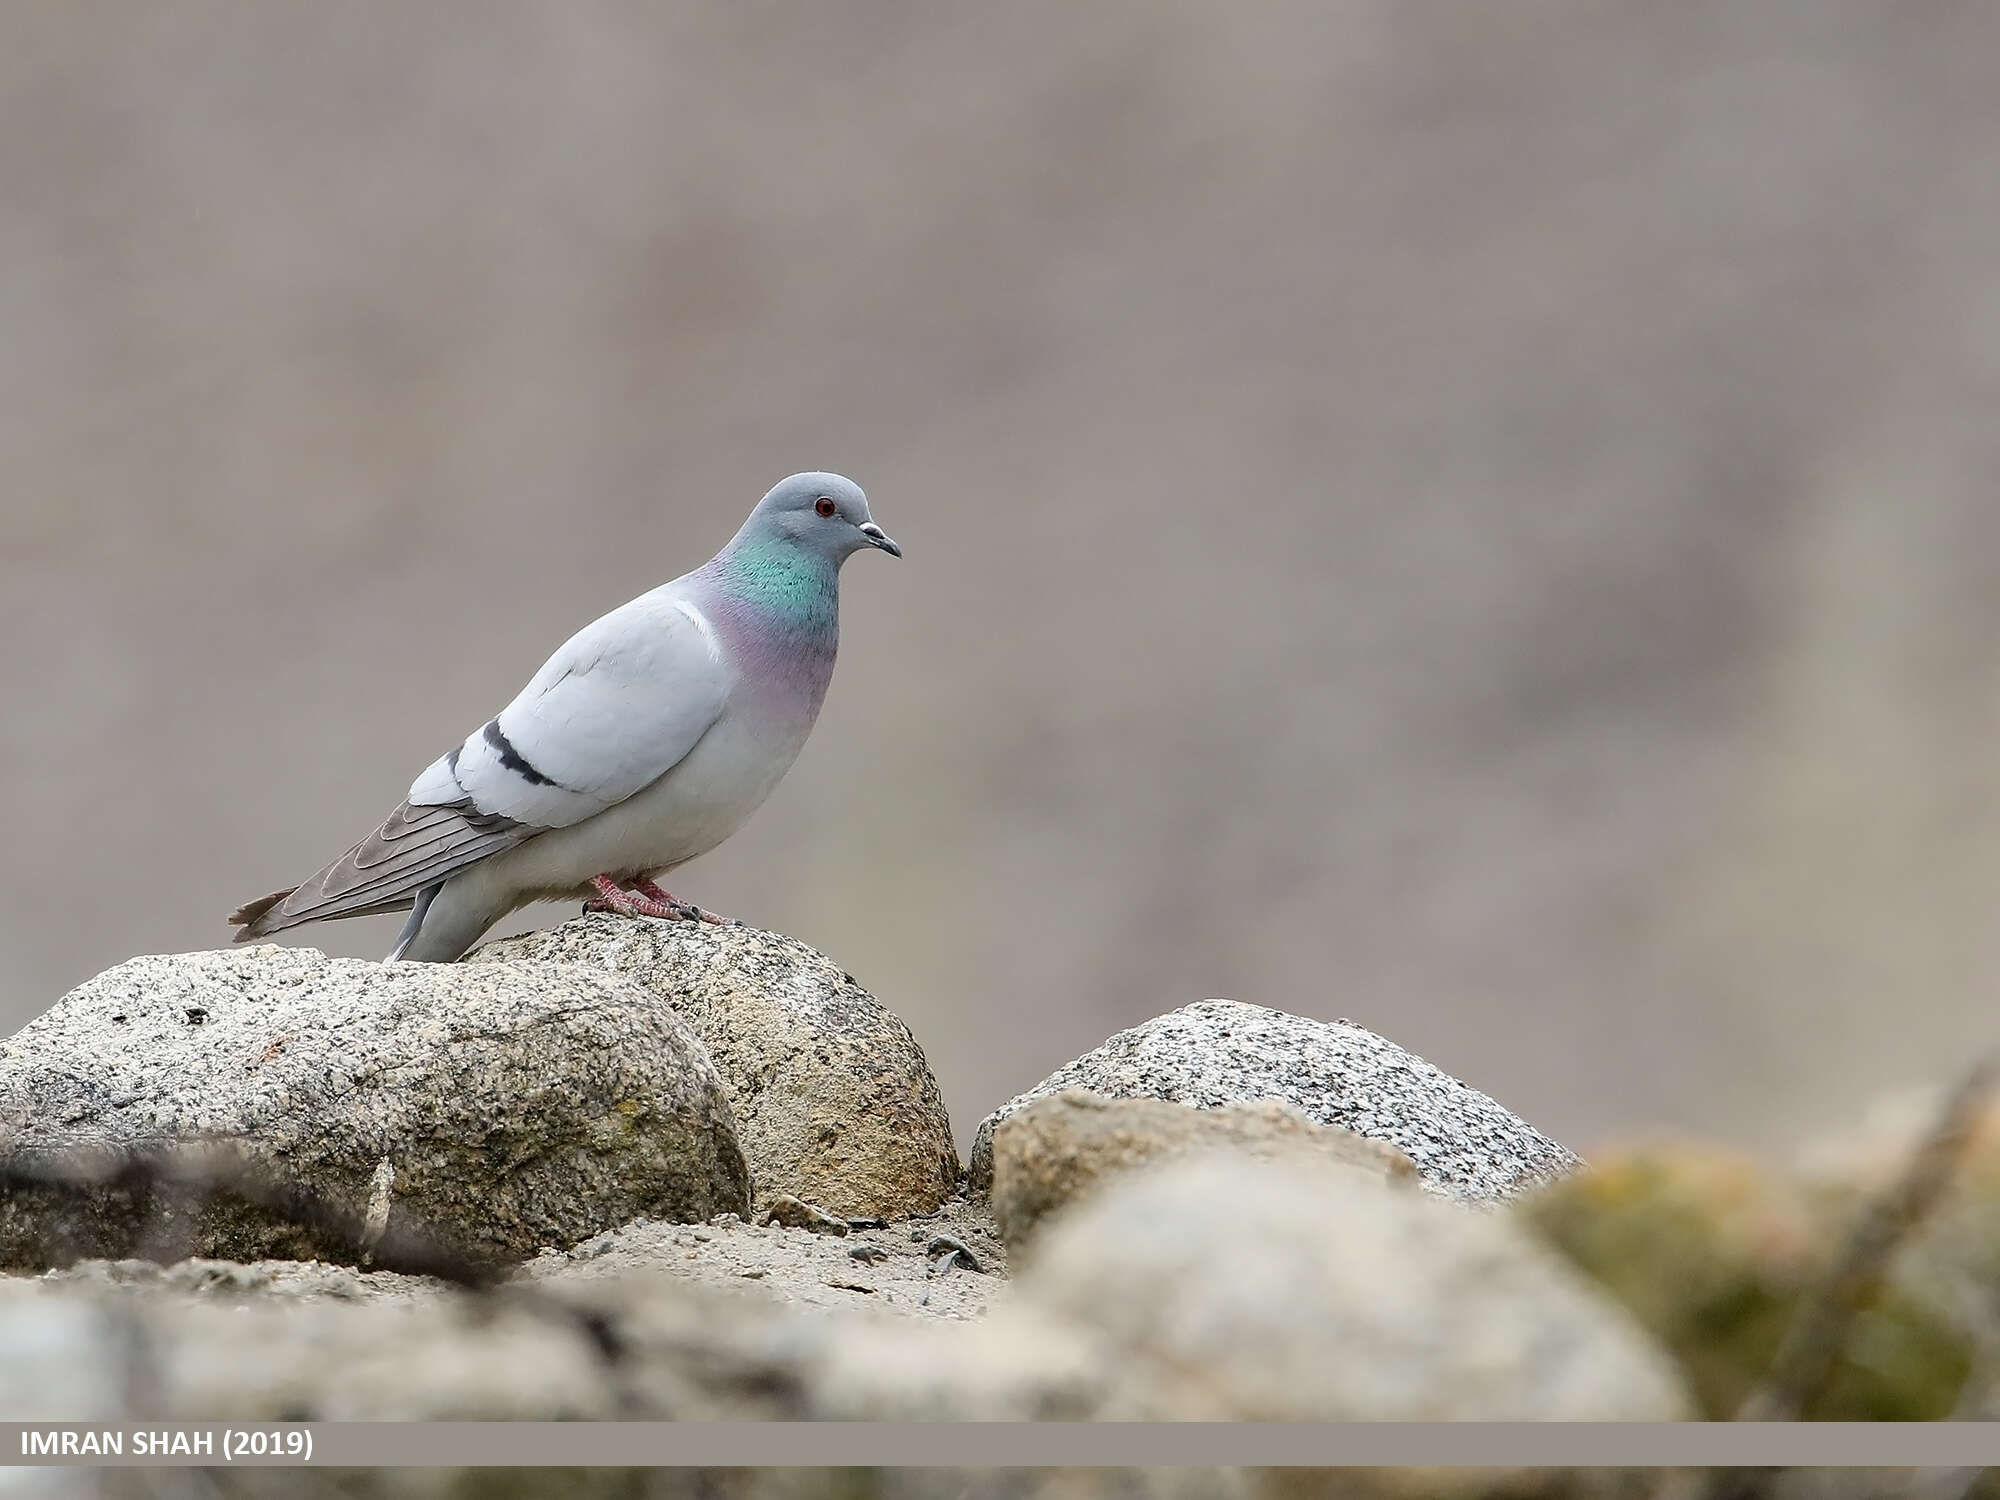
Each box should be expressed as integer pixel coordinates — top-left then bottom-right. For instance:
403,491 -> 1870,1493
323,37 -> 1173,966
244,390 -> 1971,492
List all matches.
523,1196 -> 1009,1320
2,914 -> 1998,1499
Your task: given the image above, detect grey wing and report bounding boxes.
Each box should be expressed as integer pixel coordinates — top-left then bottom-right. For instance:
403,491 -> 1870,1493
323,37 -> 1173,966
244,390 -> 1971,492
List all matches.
228,800 -> 535,942
231,585 -> 728,945
409,589 -> 731,828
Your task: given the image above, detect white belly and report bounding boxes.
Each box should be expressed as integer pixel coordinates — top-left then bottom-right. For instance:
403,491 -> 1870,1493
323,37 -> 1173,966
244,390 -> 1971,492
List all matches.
451,707 -> 806,910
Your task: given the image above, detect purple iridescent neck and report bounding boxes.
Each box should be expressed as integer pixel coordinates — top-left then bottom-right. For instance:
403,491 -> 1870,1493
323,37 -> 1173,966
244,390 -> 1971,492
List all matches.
694,536 -> 841,701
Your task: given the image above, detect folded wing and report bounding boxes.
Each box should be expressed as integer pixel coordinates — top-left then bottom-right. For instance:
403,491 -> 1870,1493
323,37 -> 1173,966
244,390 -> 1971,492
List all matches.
232,588 -> 731,941
421,589 -> 731,828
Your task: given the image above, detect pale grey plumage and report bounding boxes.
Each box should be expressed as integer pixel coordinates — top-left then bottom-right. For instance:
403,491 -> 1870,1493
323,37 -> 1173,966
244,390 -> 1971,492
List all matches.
230,472 -> 898,961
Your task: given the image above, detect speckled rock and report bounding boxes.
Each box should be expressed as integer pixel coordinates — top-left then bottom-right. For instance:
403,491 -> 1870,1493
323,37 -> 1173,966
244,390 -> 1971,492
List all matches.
0,946 -> 749,1269
472,914 -> 958,1218
970,1000 -> 1578,1201
1017,1151 -> 1692,1420
989,1089 -> 1418,1253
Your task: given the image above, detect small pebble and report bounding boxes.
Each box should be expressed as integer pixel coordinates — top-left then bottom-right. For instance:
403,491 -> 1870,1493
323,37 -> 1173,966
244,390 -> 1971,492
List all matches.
760,1194 -> 851,1236
925,1234 -> 983,1274
848,1245 -> 887,1264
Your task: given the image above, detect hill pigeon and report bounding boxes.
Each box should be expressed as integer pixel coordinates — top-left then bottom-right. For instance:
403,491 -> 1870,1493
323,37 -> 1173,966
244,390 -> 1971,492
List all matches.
230,472 -> 900,962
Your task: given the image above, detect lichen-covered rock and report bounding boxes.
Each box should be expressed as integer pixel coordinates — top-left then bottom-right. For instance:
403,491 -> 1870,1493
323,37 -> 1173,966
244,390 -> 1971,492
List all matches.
471,915 -> 958,1218
1523,1143 -> 1972,1420
970,1000 -> 1578,1202
0,946 -> 749,1269
1016,1151 -> 1692,1420
989,1089 -> 1417,1253
1833,1095 -> 2000,1411
1797,1085 -> 2000,1318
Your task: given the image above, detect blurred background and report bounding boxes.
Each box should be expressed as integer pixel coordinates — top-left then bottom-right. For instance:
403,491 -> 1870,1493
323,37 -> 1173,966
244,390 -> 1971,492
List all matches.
5,1 -> 1999,1156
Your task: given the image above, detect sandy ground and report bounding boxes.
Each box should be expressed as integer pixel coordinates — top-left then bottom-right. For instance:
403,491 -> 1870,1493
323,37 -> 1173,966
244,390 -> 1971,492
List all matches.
26,1195 -> 1012,1323
528,1196 -> 1009,1321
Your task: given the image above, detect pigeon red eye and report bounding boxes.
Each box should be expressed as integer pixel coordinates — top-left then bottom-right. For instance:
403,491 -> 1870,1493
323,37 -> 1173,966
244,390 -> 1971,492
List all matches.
814,497 -> 837,518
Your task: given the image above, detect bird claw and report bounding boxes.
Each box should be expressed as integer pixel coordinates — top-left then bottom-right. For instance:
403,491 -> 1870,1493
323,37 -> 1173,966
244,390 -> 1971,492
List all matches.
586,876 -> 731,925
634,877 -> 729,925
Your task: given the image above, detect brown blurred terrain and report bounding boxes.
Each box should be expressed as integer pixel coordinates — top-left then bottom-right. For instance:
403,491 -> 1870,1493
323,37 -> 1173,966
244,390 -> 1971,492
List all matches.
5,1 -> 2000,1153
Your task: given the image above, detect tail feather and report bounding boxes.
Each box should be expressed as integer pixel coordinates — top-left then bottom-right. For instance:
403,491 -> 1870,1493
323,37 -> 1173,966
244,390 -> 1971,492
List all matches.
229,885 -> 417,942
228,800 -> 532,946
226,799 -> 533,945
228,887 -> 299,939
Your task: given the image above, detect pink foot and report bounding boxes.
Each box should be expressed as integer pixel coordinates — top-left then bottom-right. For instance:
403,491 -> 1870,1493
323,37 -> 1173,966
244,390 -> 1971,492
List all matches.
631,877 -> 730,924
585,874 -> 730,925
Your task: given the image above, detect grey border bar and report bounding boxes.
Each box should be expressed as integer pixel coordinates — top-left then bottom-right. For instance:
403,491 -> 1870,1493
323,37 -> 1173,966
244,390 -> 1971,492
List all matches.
4,1424 -> 2000,1468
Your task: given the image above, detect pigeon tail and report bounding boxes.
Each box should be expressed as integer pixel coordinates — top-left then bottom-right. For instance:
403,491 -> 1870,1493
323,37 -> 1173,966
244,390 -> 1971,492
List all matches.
228,886 -> 299,939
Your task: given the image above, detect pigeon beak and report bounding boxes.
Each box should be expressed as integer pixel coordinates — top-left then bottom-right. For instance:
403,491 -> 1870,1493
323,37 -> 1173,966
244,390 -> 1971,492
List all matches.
858,522 -> 902,558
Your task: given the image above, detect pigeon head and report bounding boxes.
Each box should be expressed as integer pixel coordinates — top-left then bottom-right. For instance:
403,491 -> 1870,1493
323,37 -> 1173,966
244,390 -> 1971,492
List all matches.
742,472 -> 901,563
